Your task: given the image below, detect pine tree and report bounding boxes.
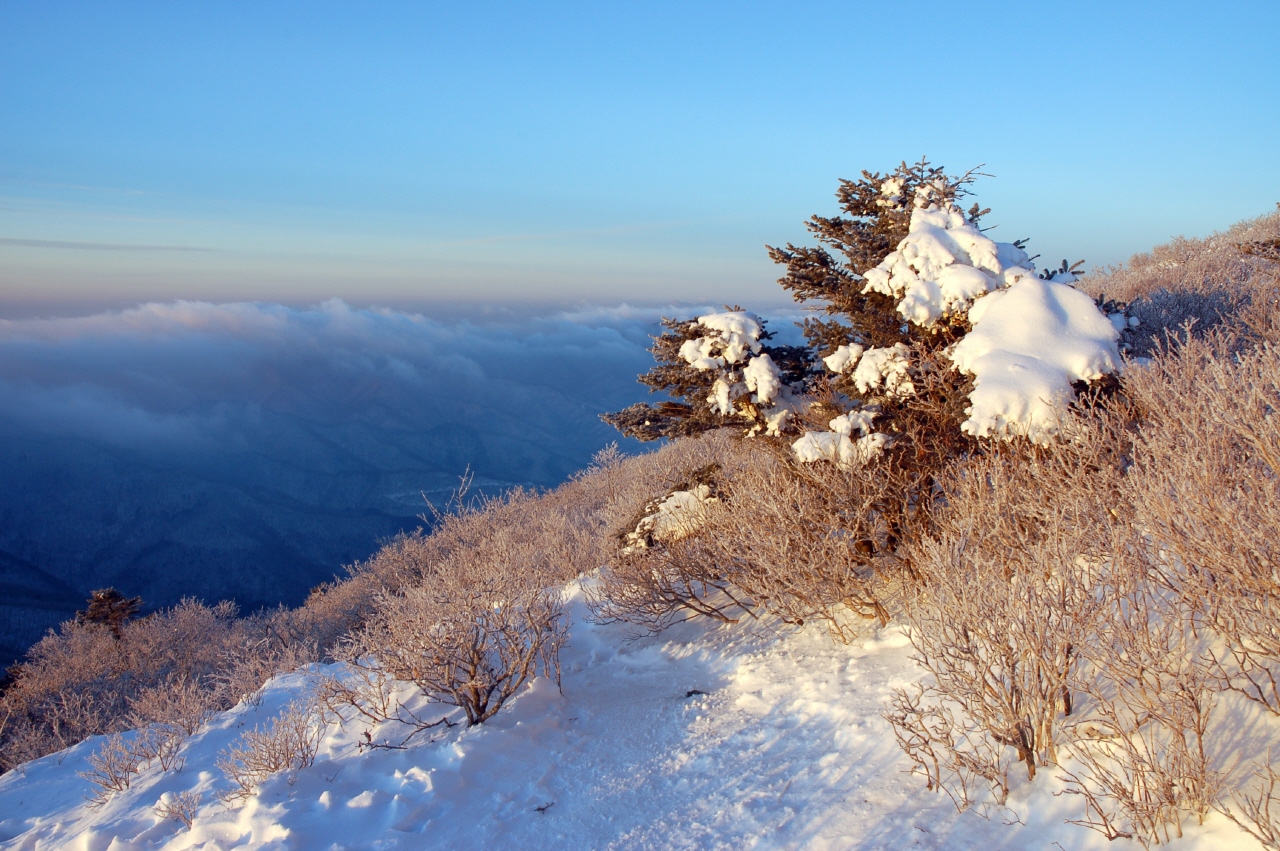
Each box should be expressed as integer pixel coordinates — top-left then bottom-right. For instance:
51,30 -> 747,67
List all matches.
76,588 -> 142,639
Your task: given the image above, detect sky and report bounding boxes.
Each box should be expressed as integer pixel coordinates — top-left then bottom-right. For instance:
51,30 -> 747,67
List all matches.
1,0 -> 1279,315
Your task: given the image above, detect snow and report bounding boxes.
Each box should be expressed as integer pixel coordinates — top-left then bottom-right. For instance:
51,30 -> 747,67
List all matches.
852,344 -> 914,397
822,343 -> 864,375
678,310 -> 785,420
829,408 -> 879,439
678,312 -> 765,369
0,584 -> 1259,850
861,205 -> 1032,328
949,277 -> 1121,443
742,353 -> 782,405
791,431 -> 890,469
621,485 -> 718,554
707,377 -> 734,416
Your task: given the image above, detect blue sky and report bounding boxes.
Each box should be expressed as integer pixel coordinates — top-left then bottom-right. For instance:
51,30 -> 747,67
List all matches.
2,0 -> 1277,315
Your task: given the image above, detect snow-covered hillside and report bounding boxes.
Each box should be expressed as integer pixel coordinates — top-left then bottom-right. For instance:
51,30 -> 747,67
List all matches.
0,585 -> 1259,850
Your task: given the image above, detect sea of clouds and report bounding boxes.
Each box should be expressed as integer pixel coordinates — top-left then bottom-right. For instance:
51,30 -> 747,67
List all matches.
0,299 -> 804,662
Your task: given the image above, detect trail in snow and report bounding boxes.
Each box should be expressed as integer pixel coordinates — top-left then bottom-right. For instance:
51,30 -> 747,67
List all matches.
0,587 -> 1261,850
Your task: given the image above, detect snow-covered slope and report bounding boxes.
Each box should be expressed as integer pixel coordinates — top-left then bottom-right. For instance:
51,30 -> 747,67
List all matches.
0,586 -> 1260,850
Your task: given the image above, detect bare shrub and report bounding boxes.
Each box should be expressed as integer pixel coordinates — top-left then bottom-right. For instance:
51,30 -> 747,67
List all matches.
888,412 -> 1128,804
315,661 -> 456,748
215,633 -> 317,709
353,578 -> 565,727
1218,755 -> 1280,850
588,432 -> 773,633
129,675 -> 215,736
1124,334 -> 1280,715
885,684 -> 1011,810
0,596 -> 311,771
133,723 -> 187,773
594,533 -> 751,634
1061,586 -> 1222,847
78,732 -> 147,808
217,700 -> 323,804
701,445 -> 899,640
155,789 -> 202,829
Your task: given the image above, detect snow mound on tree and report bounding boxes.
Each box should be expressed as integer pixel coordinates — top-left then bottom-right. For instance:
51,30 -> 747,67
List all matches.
862,204 -> 1033,327
742,352 -> 781,404
677,310 -> 794,430
795,198 -> 1122,459
792,406 -> 890,469
950,276 -> 1120,443
822,343 -> 864,374
853,344 -> 915,397
678,311 -> 765,369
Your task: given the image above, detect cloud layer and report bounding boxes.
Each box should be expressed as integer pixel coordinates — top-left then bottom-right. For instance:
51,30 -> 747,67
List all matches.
0,299 -> 701,660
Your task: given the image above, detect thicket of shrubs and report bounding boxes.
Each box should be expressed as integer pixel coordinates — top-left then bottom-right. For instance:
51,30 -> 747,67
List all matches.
2,165 -> 1278,847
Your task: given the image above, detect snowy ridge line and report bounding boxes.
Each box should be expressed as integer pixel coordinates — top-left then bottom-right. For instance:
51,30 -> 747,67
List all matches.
0,583 -> 1259,850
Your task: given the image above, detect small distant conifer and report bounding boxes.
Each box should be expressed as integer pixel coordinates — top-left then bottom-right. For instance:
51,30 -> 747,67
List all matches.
76,588 -> 143,639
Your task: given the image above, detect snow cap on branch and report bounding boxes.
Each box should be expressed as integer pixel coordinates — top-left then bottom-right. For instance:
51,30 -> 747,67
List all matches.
853,344 -> 914,397
862,205 -> 1033,327
950,277 -> 1120,443
678,311 -> 765,369
823,343 -> 865,375
792,430 -> 891,469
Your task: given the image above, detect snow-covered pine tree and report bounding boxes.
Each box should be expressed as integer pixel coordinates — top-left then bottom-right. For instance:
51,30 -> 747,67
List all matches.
607,158 -> 1124,468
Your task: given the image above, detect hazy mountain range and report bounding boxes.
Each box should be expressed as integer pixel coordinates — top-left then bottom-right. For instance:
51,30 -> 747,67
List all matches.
0,300 -> 680,665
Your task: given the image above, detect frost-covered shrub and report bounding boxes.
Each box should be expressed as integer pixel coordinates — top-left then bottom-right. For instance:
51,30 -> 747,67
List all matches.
687,446 -> 898,640
342,489 -> 582,727
1080,207 -> 1280,354
217,700 -> 323,804
0,598 -> 319,772
352,578 -> 566,727
78,732 -> 148,808
1060,587 -> 1222,847
154,789 -> 202,830
1123,332 -> 1280,716
591,431 -> 901,640
889,425 -> 1126,797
